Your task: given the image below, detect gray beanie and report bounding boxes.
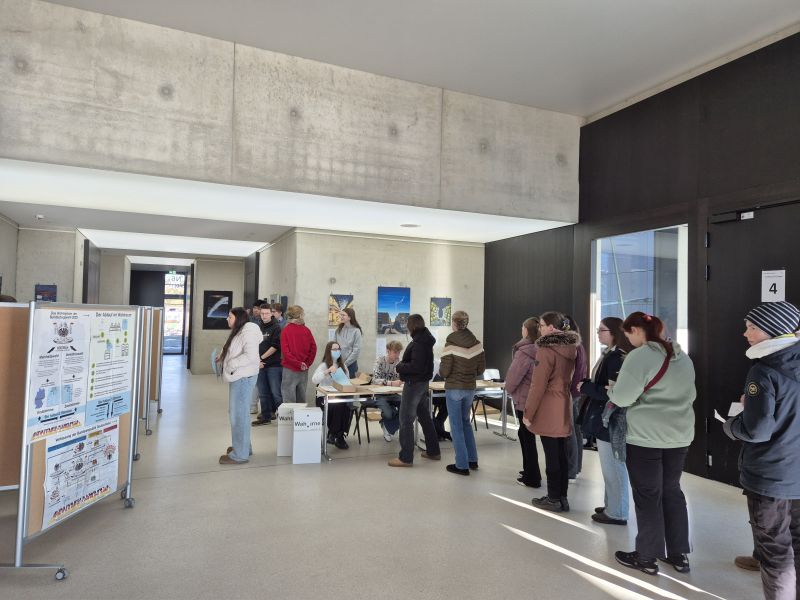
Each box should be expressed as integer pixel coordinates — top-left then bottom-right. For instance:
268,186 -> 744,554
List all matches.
744,301 -> 800,338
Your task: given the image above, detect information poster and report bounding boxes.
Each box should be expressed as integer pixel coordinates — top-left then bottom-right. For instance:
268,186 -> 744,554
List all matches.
85,311 -> 135,425
27,309 -> 91,442
42,418 -> 119,529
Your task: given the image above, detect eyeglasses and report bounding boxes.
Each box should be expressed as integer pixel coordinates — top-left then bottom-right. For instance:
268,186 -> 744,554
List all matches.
596,328 -> 610,333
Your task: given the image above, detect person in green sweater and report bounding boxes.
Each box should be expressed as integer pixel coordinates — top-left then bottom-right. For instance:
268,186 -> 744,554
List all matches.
608,312 -> 696,577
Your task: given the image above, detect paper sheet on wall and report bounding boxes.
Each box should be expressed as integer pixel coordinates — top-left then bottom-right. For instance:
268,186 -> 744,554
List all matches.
42,418 -> 119,529
85,311 -> 135,425
27,309 -> 91,442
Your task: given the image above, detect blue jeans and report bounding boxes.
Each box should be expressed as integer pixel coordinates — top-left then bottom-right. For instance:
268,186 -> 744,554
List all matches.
229,375 -> 257,462
257,366 -> 283,420
347,362 -> 358,378
446,389 -> 478,470
597,439 -> 629,520
374,394 -> 400,434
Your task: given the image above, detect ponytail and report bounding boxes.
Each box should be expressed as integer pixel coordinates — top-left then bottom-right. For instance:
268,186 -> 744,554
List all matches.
622,312 -> 673,357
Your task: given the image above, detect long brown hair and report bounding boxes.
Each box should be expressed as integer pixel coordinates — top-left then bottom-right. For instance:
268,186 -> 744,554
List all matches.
601,317 -> 634,353
406,314 -> 425,336
539,311 -> 569,331
622,311 -> 673,357
220,307 -> 249,363
322,341 -> 346,369
336,307 -> 362,333
522,317 -> 540,343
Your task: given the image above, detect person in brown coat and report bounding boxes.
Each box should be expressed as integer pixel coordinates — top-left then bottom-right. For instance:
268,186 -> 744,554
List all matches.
523,311 -> 580,512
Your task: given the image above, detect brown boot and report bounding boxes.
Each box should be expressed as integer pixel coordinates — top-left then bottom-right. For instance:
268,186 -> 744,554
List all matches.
388,457 -> 413,467
219,454 -> 248,465
734,555 -> 760,571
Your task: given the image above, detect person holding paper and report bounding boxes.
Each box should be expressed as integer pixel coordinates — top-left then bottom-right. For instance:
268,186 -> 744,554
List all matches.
312,341 -> 352,450
723,301 -> 800,600
372,340 -> 403,442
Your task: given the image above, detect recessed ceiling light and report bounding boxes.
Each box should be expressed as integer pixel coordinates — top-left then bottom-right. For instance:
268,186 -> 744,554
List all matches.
35,214 -> 45,220
400,223 -> 420,228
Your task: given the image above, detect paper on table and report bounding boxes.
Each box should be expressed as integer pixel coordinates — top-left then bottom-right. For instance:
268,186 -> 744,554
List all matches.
728,402 -> 744,417
714,410 -> 726,423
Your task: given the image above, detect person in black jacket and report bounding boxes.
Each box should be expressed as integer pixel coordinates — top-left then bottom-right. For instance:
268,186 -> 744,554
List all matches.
578,317 -> 633,525
723,301 -> 800,599
389,314 -> 440,467
252,302 -> 283,425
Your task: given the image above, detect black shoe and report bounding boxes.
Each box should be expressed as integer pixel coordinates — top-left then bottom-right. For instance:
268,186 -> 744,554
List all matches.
594,506 -> 605,514
516,477 -> 541,488
615,551 -> 658,575
559,497 -> 570,512
469,462 -> 479,470
531,496 -> 564,512
251,418 -> 271,426
659,554 -> 690,573
327,433 -> 336,444
334,434 -> 349,450
446,464 -> 470,476
591,512 -> 627,525
438,431 -> 452,441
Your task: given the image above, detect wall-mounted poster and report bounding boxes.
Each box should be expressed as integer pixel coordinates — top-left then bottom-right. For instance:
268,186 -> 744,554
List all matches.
269,293 -> 279,304
203,290 -> 232,329
377,286 -> 410,334
328,294 -> 354,327
35,284 -> 57,303
430,297 -> 452,327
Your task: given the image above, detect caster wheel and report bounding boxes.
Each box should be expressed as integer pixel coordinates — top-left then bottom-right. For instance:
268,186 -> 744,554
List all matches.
55,568 -> 68,581
133,453 -> 140,461
145,429 -> 152,436
120,490 -> 127,499
124,498 -> 135,508
157,409 -> 163,414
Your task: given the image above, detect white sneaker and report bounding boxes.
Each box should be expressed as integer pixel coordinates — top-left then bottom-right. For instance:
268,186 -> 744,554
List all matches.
381,423 -> 393,442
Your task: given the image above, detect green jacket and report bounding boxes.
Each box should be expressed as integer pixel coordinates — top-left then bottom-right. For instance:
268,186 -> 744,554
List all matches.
609,341 -> 696,449
439,329 -> 486,390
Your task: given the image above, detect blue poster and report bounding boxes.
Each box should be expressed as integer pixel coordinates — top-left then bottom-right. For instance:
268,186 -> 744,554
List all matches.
377,287 -> 410,334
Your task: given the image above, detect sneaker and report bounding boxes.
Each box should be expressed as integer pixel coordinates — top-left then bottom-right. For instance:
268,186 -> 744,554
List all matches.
615,551 -> 658,575
531,496 -> 565,513
446,464 -> 470,476
381,422 -> 393,442
734,555 -> 761,571
388,458 -> 413,467
334,434 -> 349,450
660,554 -> 690,573
594,506 -> 606,514
251,419 -> 271,426
591,512 -> 627,525
516,477 -> 541,488
421,452 -> 441,461
469,462 -> 479,470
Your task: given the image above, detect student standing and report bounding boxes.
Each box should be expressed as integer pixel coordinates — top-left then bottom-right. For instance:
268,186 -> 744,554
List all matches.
218,307 -> 263,464
724,301 -> 800,599
524,312 -> 580,512
252,302 -> 283,426
271,303 -> 287,329
336,308 -> 363,378
505,317 -> 542,488
280,306 -> 317,404
609,312 -> 696,576
312,341 -> 352,450
564,315 -> 588,479
388,314 -> 440,467
439,311 -> 485,476
372,340 -> 404,442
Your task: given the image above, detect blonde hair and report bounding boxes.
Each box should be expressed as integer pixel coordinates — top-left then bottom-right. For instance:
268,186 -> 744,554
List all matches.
386,340 -> 403,352
286,305 -> 304,320
452,310 -> 469,330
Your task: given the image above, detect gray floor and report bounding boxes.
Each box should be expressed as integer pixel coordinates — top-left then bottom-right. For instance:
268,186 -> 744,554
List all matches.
1,356 -> 763,599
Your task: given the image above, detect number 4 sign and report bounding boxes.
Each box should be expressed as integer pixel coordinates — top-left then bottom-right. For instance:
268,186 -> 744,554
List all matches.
761,270 -> 786,302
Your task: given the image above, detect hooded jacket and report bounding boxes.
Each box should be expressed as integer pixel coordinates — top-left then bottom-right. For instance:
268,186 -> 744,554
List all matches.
439,328 -> 485,390
724,339 -> 800,499
222,322 -> 263,383
396,327 -> 435,384
579,347 -> 626,443
523,330 -> 580,437
506,339 -> 537,411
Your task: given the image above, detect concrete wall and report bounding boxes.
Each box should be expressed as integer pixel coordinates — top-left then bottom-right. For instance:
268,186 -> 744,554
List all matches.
292,230 -> 485,403
15,228 -> 77,302
258,232 -> 297,302
190,258 -> 244,375
0,0 -> 580,222
0,213 -> 18,298
98,252 -> 129,305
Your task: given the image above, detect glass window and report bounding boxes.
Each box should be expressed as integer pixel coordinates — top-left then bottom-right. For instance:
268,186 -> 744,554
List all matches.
590,225 -> 688,363
164,273 -> 185,296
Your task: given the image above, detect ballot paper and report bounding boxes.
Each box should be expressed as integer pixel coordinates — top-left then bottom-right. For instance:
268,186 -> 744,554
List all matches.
332,368 -> 351,385
714,402 -> 745,423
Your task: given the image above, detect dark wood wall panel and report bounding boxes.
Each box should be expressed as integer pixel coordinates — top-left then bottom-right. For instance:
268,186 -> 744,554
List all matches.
243,251 -> 259,309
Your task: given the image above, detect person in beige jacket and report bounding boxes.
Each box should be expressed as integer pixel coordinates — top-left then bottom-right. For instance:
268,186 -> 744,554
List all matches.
218,307 -> 263,465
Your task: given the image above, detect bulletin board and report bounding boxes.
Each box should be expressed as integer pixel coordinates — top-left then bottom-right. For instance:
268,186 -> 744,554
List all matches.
0,305 -> 30,487
149,308 -> 163,402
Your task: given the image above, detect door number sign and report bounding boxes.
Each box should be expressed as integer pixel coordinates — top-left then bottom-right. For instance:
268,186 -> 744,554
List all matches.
761,270 -> 786,302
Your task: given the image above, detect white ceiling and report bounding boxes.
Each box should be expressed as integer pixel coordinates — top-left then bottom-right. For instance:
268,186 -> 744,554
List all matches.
44,0 -> 800,117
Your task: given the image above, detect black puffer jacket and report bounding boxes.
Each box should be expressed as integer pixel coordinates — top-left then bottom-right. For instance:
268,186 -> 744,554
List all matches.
724,341 -> 800,499
396,327 -> 435,384
580,347 -> 626,443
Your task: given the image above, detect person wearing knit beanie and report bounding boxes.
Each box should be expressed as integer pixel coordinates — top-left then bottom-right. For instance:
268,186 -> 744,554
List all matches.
744,301 -> 800,338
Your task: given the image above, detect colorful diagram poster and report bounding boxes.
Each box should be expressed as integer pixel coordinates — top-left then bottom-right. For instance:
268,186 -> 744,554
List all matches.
42,419 -> 119,529
27,309 -> 91,442
85,311 -> 135,426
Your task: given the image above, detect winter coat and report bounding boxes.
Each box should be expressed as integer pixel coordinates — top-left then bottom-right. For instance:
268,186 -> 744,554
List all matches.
570,343 -> 589,398
724,338 -> 800,499
258,319 -> 282,368
439,328 -> 486,390
523,331 -> 580,438
608,341 -> 695,449
222,322 -> 263,383
506,339 -> 537,412
280,322 -> 317,372
396,327 -> 435,384
580,347 -> 626,443
335,324 -> 362,367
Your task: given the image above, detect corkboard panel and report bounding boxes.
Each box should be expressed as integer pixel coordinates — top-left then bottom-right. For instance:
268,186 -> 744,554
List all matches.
0,306 -> 30,487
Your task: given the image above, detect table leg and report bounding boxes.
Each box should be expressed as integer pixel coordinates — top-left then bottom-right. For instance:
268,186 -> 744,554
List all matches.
323,397 -> 331,460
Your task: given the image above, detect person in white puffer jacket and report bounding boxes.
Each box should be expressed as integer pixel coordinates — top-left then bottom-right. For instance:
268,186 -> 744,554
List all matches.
218,306 -> 263,465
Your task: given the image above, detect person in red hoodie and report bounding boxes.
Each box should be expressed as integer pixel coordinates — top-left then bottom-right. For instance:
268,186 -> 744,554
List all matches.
280,305 -> 317,404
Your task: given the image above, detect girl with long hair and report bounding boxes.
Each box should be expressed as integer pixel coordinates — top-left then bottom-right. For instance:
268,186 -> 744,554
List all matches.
336,307 -> 363,378
312,341 -> 352,450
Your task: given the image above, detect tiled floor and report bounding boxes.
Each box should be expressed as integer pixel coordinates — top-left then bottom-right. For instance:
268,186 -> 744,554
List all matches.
0,356 -> 762,599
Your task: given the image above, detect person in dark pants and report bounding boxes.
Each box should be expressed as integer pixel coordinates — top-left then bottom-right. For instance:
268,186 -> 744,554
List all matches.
388,314 -> 440,467
505,317 -> 542,488
608,312 -> 696,576
523,311 -> 580,512
724,301 -> 800,600
252,302 -> 283,425
564,315 -> 588,480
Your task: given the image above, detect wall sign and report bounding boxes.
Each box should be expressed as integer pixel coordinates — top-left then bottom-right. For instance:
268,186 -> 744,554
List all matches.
761,270 -> 786,302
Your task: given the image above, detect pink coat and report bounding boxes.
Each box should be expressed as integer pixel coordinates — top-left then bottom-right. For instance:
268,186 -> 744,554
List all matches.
505,339 -> 537,412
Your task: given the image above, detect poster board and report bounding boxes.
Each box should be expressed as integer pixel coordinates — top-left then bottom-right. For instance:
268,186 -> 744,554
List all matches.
138,309 -> 151,419
149,308 -> 162,402
0,305 -> 30,487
